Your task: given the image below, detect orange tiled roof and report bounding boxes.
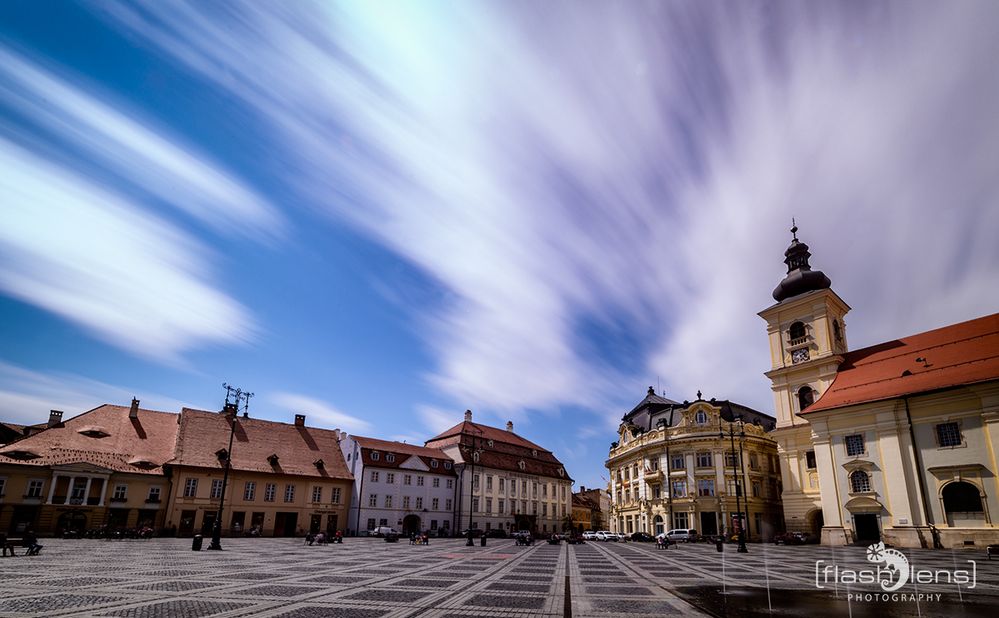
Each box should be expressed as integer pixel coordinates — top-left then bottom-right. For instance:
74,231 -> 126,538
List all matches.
171,408 -> 352,480
0,405 -> 179,474
805,313 -> 999,414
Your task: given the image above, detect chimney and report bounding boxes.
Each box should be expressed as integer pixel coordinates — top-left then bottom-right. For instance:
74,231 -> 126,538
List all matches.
464,409 -> 472,422
48,410 -> 63,428
506,421 -> 514,432
129,397 -> 140,419
222,402 -> 238,416
294,414 -> 306,427
581,485 -> 586,492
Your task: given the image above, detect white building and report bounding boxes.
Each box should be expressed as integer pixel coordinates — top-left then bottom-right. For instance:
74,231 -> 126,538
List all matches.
424,410 -> 573,535
340,435 -> 457,536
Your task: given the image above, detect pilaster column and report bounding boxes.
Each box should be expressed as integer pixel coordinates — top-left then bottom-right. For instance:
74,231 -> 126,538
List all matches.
98,478 -> 108,507
47,474 -> 59,504
83,477 -> 93,504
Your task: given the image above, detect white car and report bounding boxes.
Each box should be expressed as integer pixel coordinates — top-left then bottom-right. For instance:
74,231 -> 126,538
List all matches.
615,532 -> 629,542
666,528 -> 698,542
595,530 -> 617,541
582,531 -> 597,541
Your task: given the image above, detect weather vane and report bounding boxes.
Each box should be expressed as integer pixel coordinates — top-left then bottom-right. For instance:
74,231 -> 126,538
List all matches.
222,382 -> 254,415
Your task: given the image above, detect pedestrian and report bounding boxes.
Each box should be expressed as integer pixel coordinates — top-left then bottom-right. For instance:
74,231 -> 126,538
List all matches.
23,530 -> 42,556
0,533 -> 16,557
335,529 -> 343,544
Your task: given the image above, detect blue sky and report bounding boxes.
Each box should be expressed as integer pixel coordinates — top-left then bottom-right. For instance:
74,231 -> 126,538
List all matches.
1,1 -> 998,490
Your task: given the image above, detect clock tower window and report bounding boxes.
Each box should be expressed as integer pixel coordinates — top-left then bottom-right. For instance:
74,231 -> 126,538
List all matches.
789,321 -> 807,345
797,386 -> 815,411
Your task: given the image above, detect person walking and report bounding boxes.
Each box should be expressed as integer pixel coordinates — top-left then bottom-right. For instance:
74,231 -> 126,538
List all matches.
23,530 -> 42,556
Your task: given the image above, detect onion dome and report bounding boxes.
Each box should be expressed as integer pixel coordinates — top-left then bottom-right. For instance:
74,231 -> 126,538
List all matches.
772,221 -> 831,302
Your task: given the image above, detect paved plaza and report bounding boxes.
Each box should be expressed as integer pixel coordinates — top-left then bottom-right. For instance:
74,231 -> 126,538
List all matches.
0,538 -> 997,618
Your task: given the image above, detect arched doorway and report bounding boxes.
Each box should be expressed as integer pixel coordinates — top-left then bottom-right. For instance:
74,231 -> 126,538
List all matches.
57,511 -> 87,536
653,515 -> 664,535
806,509 -> 824,538
402,514 -> 421,535
943,482 -> 986,527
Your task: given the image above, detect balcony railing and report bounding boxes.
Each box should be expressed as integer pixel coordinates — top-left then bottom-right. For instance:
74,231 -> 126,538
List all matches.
789,336 -> 807,346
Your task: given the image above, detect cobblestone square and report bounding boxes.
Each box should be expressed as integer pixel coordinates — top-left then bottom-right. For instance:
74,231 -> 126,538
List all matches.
0,538 -> 996,617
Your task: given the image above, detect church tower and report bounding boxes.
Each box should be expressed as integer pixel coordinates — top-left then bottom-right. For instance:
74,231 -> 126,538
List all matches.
758,222 -> 849,537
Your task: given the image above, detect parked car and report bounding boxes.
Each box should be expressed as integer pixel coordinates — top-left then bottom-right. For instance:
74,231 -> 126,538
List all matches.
461,528 -> 484,538
630,532 -> 656,542
484,528 -> 507,538
774,531 -> 814,545
615,532 -> 629,542
595,530 -> 617,541
666,528 -> 698,543
371,526 -> 398,537
582,530 -> 597,541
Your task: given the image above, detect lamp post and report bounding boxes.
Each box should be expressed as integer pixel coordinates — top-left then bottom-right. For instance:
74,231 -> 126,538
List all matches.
655,405 -> 675,536
462,429 -> 483,547
207,383 -> 252,551
719,414 -> 748,553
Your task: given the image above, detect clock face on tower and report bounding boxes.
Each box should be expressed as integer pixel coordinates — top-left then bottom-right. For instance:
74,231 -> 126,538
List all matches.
791,348 -> 810,364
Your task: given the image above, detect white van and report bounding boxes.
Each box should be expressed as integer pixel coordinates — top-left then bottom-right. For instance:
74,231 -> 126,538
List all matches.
371,526 -> 398,537
666,528 -> 698,542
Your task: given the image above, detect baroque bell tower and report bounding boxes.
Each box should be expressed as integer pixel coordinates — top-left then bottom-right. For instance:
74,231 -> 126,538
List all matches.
758,221 -> 849,535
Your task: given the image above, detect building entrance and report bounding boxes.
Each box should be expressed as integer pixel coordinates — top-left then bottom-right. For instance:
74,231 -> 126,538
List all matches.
853,514 -> 880,543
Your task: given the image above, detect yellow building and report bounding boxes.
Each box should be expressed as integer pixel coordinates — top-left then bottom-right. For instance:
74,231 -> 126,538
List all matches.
0,401 -> 176,535
606,389 -> 783,540
759,224 -> 999,547
165,406 -> 353,537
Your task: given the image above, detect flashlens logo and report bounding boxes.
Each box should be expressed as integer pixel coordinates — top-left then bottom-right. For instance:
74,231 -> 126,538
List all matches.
815,541 -> 977,597
866,542 -> 909,591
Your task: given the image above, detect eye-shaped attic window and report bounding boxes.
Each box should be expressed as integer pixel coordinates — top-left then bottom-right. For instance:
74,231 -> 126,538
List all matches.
78,425 -> 110,438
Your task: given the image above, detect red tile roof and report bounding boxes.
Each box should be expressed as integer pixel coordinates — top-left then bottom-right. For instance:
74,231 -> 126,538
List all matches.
171,408 -> 352,480
0,405 -> 179,474
805,313 -> 999,414
425,420 -> 572,481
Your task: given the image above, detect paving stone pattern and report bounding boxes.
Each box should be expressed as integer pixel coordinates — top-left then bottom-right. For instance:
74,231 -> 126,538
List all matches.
0,538 -> 995,617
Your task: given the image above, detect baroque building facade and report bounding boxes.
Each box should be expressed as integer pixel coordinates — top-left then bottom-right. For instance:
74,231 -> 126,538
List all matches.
425,410 -> 573,535
606,389 -> 783,541
759,224 -> 999,548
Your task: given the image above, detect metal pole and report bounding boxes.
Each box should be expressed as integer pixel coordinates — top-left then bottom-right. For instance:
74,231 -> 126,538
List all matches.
733,419 -> 748,553
466,436 -> 475,546
208,410 -> 236,550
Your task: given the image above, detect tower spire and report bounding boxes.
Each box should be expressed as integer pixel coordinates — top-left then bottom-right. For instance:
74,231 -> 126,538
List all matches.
772,221 -> 831,302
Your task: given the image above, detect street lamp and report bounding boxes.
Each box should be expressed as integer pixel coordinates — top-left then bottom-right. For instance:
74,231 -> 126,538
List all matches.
719,414 -> 748,553
655,405 -> 675,537
207,383 -> 252,551
461,426 -> 484,547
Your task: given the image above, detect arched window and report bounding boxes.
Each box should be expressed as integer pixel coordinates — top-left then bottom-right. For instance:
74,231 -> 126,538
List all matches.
849,470 -> 871,493
942,482 -> 983,513
798,386 -> 815,411
653,515 -> 665,535
789,321 -> 806,342
695,411 -> 708,425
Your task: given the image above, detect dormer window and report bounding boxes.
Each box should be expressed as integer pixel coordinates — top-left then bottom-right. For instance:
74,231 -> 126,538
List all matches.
430,459 -> 439,468
531,449 -> 538,457
371,451 -> 380,461
789,321 -> 807,345
487,439 -> 494,447
558,468 -> 565,477
518,460 -> 526,470
314,459 -> 325,470
127,456 -> 157,469
695,411 -> 708,425
268,454 -> 280,466
215,448 -> 228,462
472,452 -> 480,463
4,449 -> 41,460
77,425 -> 110,438
444,461 -> 452,470
386,454 -> 395,463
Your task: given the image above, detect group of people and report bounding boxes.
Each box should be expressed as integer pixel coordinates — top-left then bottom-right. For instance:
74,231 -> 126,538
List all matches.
0,530 -> 42,556
305,530 -> 344,546
408,532 -> 430,545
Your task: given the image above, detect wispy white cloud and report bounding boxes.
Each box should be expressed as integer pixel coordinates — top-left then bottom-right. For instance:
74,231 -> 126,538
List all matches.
416,405 -> 458,436
0,48 -> 284,239
0,141 -> 257,363
98,1 -> 999,427
269,392 -> 371,434
0,361 -> 193,425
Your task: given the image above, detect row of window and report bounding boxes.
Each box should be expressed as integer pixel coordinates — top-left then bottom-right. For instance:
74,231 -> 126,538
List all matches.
181,479 -> 341,504
367,494 -> 450,510
366,517 -> 452,531
368,471 -> 452,489
0,478 -> 164,503
469,497 -> 564,517
472,476 -> 568,500
621,451 -> 771,479
618,477 -> 771,502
